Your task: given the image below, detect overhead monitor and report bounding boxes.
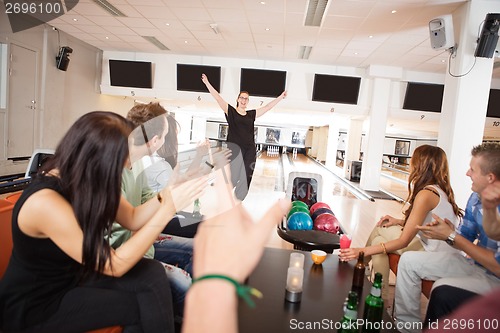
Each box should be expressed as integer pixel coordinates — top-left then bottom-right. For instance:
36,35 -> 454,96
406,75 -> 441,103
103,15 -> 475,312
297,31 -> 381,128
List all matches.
177,64 -> 221,93
403,82 -> 444,112
487,89 -> 500,118
109,59 -> 153,89
240,68 -> 286,98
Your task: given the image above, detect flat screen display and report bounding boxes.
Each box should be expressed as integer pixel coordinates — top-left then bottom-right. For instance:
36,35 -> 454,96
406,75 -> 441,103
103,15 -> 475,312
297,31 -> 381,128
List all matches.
403,82 -> 444,112
109,60 -> 153,88
240,68 -> 286,98
177,64 -> 221,93
487,89 -> 500,118
312,74 -> 361,104
395,140 -> 410,156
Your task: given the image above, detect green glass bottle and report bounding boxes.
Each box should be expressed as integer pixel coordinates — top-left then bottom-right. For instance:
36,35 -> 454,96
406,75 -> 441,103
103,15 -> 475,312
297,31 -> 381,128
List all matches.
361,272 -> 384,333
338,291 -> 359,333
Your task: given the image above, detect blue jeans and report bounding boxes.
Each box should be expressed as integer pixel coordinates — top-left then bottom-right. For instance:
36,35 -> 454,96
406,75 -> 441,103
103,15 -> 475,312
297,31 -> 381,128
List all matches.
153,235 -> 193,322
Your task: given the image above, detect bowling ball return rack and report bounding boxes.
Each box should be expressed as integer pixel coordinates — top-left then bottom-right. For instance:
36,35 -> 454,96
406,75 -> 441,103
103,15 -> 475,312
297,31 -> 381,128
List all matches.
278,171 -> 344,253
277,221 -> 342,253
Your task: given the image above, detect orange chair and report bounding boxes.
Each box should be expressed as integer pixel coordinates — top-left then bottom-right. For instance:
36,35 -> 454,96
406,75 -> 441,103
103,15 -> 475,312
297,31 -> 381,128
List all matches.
88,327 -> 123,333
0,197 -> 123,333
5,192 -> 22,204
388,253 -> 433,298
0,199 -> 15,278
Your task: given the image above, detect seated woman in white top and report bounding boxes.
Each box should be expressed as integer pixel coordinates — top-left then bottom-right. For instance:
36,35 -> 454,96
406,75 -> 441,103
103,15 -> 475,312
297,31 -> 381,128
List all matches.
339,145 -> 463,301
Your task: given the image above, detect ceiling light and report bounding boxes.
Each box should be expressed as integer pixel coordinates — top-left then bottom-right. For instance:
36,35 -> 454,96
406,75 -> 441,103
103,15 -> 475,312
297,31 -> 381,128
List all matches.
73,18 -> 78,21
265,28 -> 270,31
391,10 -> 397,14
304,0 -> 329,27
209,23 -> 219,34
260,1 -> 266,4
105,36 -> 109,39
142,36 -> 170,50
165,23 -> 170,26
91,0 -> 127,17
298,45 -> 312,59
369,35 -> 373,38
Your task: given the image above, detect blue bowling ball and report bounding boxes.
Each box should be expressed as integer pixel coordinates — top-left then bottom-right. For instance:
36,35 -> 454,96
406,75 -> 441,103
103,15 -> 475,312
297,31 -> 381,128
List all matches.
287,211 -> 313,231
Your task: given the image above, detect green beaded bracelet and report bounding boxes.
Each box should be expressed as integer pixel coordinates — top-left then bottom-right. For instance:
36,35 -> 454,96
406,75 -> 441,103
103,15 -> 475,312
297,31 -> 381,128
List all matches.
192,274 -> 263,308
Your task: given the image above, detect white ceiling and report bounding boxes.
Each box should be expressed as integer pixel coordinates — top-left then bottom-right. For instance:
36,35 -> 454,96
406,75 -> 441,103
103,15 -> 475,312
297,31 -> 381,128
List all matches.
47,0 -> 500,139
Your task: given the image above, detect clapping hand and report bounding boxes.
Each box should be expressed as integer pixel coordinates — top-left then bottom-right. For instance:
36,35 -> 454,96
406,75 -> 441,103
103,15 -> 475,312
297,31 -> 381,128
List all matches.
415,214 -> 455,241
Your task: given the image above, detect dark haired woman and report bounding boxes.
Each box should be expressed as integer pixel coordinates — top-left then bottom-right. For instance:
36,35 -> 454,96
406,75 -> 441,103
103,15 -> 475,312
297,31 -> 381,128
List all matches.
339,145 -> 463,301
201,73 -> 286,199
0,111 -> 206,332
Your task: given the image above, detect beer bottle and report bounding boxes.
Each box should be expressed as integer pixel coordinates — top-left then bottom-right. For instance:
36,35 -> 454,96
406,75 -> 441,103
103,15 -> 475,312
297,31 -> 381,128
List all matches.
361,272 -> 384,333
351,251 -> 365,302
338,291 -> 359,333
192,198 -> 202,219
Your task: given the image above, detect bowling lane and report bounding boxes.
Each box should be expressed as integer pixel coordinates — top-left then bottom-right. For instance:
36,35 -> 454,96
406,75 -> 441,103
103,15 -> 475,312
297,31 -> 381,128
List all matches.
243,151 -> 291,250
285,153 -> 359,199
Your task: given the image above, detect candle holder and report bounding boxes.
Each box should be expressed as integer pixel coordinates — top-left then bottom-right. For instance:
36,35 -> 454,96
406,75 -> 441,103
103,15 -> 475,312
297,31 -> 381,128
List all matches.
285,267 -> 304,303
289,252 -> 305,269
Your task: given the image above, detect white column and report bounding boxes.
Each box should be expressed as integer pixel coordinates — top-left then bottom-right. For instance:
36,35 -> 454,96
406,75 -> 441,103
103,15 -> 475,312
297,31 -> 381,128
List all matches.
437,0 -> 497,208
344,118 -> 363,163
360,77 -> 391,191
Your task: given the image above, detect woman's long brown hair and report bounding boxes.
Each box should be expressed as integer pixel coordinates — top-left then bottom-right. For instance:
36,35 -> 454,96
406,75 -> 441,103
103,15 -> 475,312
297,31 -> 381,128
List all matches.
403,145 -> 463,223
41,112 -> 134,278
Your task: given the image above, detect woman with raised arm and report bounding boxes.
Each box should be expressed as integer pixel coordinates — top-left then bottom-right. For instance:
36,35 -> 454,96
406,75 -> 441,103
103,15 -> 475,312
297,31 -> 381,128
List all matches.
201,73 -> 286,199
0,111 -> 206,333
339,145 -> 463,303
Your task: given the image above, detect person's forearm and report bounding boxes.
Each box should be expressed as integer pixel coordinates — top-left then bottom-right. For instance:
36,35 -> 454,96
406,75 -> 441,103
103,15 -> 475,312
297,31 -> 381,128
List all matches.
110,203 -> 176,276
187,151 -> 205,174
482,207 -> 500,241
262,94 -> 284,111
364,236 -> 409,256
183,280 -> 238,333
116,194 -> 163,231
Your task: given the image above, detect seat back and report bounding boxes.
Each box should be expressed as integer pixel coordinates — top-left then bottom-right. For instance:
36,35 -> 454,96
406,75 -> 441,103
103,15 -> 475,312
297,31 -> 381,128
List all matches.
5,192 -> 22,204
388,253 -> 433,298
25,149 -> 55,178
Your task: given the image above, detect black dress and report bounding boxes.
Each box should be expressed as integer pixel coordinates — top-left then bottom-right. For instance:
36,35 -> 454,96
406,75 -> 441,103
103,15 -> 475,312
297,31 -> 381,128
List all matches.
225,105 -> 257,200
0,176 -> 79,331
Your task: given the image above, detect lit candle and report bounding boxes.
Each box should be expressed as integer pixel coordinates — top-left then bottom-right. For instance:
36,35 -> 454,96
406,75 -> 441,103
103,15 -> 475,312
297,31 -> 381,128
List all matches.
289,252 -> 305,269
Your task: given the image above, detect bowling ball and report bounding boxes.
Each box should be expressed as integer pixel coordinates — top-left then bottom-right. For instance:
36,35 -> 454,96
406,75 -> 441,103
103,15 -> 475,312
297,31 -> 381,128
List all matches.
309,202 -> 331,215
292,200 -> 309,210
314,213 -> 340,234
287,205 -> 310,219
311,207 -> 334,221
287,212 -> 313,230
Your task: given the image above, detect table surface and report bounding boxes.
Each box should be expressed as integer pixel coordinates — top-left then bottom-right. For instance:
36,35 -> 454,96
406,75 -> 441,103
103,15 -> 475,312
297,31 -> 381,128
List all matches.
238,247 -> 397,333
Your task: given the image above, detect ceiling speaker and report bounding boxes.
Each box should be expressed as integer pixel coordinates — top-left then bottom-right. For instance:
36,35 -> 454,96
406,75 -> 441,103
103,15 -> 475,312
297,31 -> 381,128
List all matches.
429,15 -> 455,50
56,46 -> 73,71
